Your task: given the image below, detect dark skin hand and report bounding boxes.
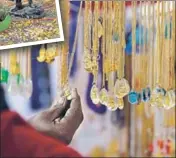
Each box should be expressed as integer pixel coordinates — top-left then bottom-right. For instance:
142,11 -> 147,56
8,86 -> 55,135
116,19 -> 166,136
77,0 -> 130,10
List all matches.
28,89 -> 84,144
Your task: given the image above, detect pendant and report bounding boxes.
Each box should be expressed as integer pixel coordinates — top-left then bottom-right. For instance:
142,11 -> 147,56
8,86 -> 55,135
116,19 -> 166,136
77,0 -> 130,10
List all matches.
141,87 -> 151,102
114,78 -> 130,98
90,84 -> 100,104
48,47 -> 57,59
150,86 -> 166,107
99,88 -> 108,106
163,90 -> 175,109
64,84 -> 72,100
107,96 -> 118,111
128,90 -> 140,105
37,47 -> 46,62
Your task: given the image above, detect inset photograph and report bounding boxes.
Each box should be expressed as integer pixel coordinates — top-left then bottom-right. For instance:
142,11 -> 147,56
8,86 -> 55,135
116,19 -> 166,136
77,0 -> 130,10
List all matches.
0,0 -> 64,50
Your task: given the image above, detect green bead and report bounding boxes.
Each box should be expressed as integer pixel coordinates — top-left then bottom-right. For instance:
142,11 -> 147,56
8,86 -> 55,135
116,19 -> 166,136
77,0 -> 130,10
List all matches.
0,68 -> 9,83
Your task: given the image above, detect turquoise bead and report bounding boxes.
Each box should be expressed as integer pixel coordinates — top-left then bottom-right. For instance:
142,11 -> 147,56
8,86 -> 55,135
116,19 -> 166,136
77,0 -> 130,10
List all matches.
128,91 -> 140,105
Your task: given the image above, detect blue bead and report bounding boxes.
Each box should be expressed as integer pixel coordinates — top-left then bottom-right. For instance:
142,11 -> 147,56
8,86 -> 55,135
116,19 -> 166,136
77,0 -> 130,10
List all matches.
128,91 -> 139,105
141,87 -> 151,102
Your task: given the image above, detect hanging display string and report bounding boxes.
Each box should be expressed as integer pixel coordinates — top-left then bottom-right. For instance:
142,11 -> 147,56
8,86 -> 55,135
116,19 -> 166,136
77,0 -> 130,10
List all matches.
67,2 -> 83,80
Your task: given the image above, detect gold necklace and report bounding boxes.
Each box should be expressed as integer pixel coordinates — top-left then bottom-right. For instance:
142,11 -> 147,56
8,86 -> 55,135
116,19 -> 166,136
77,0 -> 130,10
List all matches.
114,1 -> 130,103
99,1 -> 108,107
106,1 -> 118,111
90,1 -> 100,105
128,1 -> 139,105
163,1 -> 175,109
150,2 -> 166,108
84,1 -> 92,72
59,2 -> 83,100
141,1 -> 151,103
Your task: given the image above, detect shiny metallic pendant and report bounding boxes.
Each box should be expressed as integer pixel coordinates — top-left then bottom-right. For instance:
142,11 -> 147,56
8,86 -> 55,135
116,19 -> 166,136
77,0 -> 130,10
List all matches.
128,90 -> 140,105
163,90 -> 175,109
114,78 -> 130,98
64,85 -> 72,100
90,84 -> 100,104
99,88 -> 108,106
150,86 -> 166,107
141,87 -> 151,102
107,96 -> 118,111
37,47 -> 46,62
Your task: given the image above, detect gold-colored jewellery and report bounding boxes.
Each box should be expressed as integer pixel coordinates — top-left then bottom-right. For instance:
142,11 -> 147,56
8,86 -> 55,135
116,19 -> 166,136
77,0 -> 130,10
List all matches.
90,1 -> 101,105
150,2 -> 166,108
37,45 -> 46,62
114,1 -> 130,101
163,1 -> 176,109
83,1 -> 92,72
99,1 -> 108,106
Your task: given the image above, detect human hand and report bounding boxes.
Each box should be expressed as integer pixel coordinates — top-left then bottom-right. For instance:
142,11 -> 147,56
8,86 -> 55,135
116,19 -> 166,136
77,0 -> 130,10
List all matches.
28,88 -> 83,144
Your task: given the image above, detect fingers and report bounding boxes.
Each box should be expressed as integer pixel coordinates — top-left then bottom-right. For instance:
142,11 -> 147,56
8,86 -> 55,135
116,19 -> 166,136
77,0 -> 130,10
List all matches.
49,98 -> 70,121
61,88 -> 83,123
70,88 -> 81,109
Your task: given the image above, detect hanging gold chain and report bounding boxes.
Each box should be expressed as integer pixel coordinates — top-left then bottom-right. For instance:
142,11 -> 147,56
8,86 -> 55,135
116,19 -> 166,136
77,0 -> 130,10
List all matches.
132,1 -> 137,89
